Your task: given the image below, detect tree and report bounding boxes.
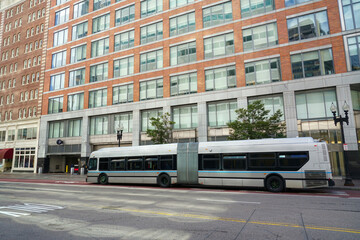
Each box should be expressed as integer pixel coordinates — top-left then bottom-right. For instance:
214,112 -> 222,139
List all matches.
146,112 -> 175,144
227,100 -> 286,140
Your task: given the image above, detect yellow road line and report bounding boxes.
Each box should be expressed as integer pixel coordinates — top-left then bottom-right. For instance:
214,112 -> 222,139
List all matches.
111,207 -> 360,234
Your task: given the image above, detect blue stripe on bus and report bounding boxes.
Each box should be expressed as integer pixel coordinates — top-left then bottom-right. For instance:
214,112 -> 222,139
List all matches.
198,171 -> 332,174
89,171 -> 177,173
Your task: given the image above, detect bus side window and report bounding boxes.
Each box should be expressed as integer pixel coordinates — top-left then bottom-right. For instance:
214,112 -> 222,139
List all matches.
223,155 -> 246,170
248,153 -> 276,170
160,155 -> 173,170
99,158 -> 109,171
145,156 -> 158,170
128,158 -> 143,170
278,152 -> 309,170
202,154 -> 220,170
110,158 -> 125,171
88,158 -> 97,170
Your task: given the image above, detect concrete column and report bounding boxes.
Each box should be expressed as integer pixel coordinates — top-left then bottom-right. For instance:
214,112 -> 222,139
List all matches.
81,115 -> 91,157
336,85 -> 358,151
283,91 -> 299,138
197,102 -> 208,142
132,109 -> 140,146
38,117 -> 49,159
163,106 -> 171,114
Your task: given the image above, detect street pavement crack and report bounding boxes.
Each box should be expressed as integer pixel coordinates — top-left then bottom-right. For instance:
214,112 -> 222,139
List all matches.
300,213 -> 309,240
233,209 -> 256,240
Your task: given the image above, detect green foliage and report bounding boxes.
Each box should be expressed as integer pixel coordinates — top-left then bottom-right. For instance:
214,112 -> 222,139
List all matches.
227,100 -> 286,140
146,112 -> 175,144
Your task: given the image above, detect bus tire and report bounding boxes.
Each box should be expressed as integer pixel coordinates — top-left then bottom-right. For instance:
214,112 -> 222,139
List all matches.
158,174 -> 171,188
265,175 -> 284,192
98,173 -> 108,185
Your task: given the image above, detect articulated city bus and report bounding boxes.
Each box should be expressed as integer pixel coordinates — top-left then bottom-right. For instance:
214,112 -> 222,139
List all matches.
86,138 -> 333,192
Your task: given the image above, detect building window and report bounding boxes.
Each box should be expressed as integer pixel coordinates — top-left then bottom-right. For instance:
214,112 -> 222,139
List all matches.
205,65 -> 236,91
69,68 -> 86,87
243,22 -> 278,51
68,119 -> 82,137
48,96 -> 64,114
73,0 -> 89,19
91,38 -> 109,58
67,93 -> 84,111
341,0 -> 360,30
50,73 -> 65,91
57,0 -> 69,5
7,129 -> 15,141
70,44 -> 87,63
92,13 -> 110,34
173,105 -> 198,129
114,30 -> 134,51
113,84 -> 133,104
204,33 -> 234,59
141,22 -> 163,44
114,113 -> 133,133
113,56 -> 134,78
141,109 -> 163,131
48,121 -> 64,138
90,115 -> 108,135
93,0 -> 111,11
295,89 -> 337,120
347,35 -> 360,71
208,100 -> 237,127
287,11 -> 329,42
203,1 -> 232,28
170,41 -> 196,66
90,62 -> 108,82
140,79 -> 163,101
248,95 -> 284,120
51,51 -> 66,68
89,88 -> 107,108
170,0 -> 194,9
170,72 -> 197,96
285,0 -> 311,7
72,21 -> 88,40
170,12 -> 195,37
13,147 -> 36,169
291,48 -> 334,79
115,5 -> 135,26
55,8 -> 69,26
0,131 -> 5,141
140,49 -> 163,72
245,58 -> 281,86
141,0 -> 162,18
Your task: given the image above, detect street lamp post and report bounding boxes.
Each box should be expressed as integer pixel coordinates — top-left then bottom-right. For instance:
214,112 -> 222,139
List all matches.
116,126 -> 123,147
330,102 -> 354,186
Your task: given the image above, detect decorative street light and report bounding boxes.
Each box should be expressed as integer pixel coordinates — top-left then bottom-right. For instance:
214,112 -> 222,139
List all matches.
116,125 -> 123,147
330,101 -> 354,186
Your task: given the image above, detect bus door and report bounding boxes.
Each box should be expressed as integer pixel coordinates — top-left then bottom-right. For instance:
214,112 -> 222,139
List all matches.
177,143 -> 198,184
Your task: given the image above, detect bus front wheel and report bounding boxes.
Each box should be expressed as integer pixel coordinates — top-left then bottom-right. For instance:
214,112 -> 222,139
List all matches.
266,175 -> 284,192
98,173 -> 108,185
158,174 -> 171,188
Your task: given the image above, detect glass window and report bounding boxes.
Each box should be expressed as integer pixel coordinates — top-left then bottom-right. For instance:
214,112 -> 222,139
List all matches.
170,41 -> 196,66
89,88 -> 107,108
91,37 -> 109,58
70,44 -> 87,63
113,84 -> 133,104
90,62 -> 108,82
296,89 -> 337,120
205,65 -> 236,91
140,79 -> 163,100
341,0 -> 360,30
204,33 -> 234,59
92,13 -> 110,34
7,129 -> 15,141
114,112 -> 133,133
248,153 -> 276,169
208,100 -> 237,127
141,109 -> 162,131
51,50 -> 66,68
241,0 -> 275,18
90,115 -> 108,135
88,158 -> 98,170
278,152 -> 309,169
72,21 -> 88,40
285,0 -> 311,7
67,93 -> 84,111
113,56 -> 134,78
291,48 -> 334,79
115,5 -> 135,26
68,119 -> 82,137
141,22 -> 163,44
248,95 -> 284,120
243,22 -> 278,51
170,72 -> 197,96
50,73 -> 65,91
172,105 -> 197,129
93,0 -> 111,11
202,154 -> 220,170
57,0 -> 69,5
203,1 -> 232,28
170,12 -> 195,37
48,121 -> 64,138
245,58 -> 281,86
55,8 -> 69,26
48,96 -> 64,114
110,158 -> 125,171
73,0 -> 89,19
170,0 -> 194,8
69,68 -> 85,87
141,0 -> 162,18
140,49 -> 163,72
114,30 -> 134,52
223,155 -> 246,170
351,89 -> 360,110
128,158 -> 143,170
347,35 -> 360,71
53,28 -> 68,47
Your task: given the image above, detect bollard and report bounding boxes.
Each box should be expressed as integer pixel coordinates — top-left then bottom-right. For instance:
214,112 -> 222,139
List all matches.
38,167 -> 42,174
80,167 -> 84,175
70,167 -> 74,175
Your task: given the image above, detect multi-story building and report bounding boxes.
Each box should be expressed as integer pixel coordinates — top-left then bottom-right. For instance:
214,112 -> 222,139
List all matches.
39,0 -> 360,176
0,0 -> 47,172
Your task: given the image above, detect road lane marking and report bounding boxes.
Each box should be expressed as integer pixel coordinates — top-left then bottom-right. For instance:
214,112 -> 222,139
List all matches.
196,198 -> 261,204
107,208 -> 360,234
0,203 -> 64,217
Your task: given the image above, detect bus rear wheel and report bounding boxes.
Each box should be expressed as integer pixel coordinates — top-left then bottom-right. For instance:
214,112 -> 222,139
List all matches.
158,174 -> 171,188
98,173 -> 108,185
266,175 -> 284,192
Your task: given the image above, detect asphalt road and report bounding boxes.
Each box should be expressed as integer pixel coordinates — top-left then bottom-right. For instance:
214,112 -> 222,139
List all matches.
0,181 -> 359,240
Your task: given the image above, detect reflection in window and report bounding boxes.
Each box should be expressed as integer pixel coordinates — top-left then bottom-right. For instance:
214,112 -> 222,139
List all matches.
245,58 -> 281,85
140,79 -> 163,101
172,105 -> 198,129
169,12 -> 195,37
205,66 -> 236,91
241,0 -> 274,18
347,35 -> 360,71
208,101 -> 237,127
341,0 -> 360,30
170,72 -> 197,96
243,23 -> 278,51
203,1 -> 232,28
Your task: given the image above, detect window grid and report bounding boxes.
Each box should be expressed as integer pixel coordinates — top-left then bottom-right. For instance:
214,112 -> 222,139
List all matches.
140,79 -> 163,100
114,30 -> 134,52
70,44 -> 87,63
245,58 -> 281,86
91,38 -> 109,58
72,21 -> 88,41
50,73 -> 65,91
203,1 -> 233,28
204,33 -> 234,59
141,0 -> 163,18
140,49 -> 163,72
48,97 -> 64,114
67,93 -> 84,111
90,63 -> 108,82
170,12 -> 195,37
69,68 -> 86,87
73,0 -> 89,19
115,5 -> 135,26
241,0 -> 275,18
205,65 -> 236,91
208,101 -> 237,127
92,13 -> 110,34
114,112 -> 133,133
170,41 -> 196,66
243,23 -> 278,51
113,84 -> 134,104
170,72 -> 197,96
53,29 -> 68,47
172,105 -> 198,129
341,0 -> 360,30
141,109 -> 163,131
141,22 -> 163,44
113,56 -> 134,78
89,88 -> 107,108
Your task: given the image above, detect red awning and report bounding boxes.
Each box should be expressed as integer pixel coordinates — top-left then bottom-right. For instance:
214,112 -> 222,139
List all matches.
0,148 -> 13,159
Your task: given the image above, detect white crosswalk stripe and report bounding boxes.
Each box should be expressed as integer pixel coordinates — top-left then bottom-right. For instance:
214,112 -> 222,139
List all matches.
0,203 -> 64,217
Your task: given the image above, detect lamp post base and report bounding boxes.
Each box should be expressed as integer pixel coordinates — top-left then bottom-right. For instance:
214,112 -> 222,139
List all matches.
344,178 -> 355,186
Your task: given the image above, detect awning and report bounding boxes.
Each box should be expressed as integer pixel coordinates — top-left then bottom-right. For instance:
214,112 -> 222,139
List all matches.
0,148 -> 13,159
